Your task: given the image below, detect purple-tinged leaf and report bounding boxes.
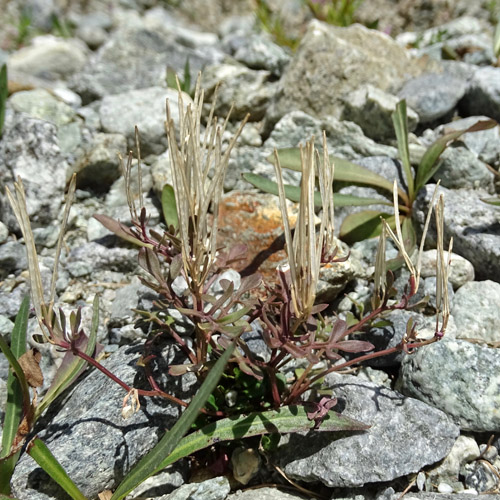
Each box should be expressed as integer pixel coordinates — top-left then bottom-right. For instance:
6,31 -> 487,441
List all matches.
93,214 -> 153,248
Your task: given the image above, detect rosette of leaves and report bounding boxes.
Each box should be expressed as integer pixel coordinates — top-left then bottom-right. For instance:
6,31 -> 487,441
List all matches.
245,100 -> 495,252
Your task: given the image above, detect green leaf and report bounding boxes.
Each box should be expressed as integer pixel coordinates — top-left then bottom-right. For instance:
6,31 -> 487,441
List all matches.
183,58 -> 191,94
93,214 -> 153,249
339,210 -> 395,245
28,438 -> 87,500
0,296 -> 30,495
35,295 -> 101,420
481,197 -> 500,206
153,405 -> 369,472
161,184 -> 178,231
267,150 -> 409,204
216,306 -> 252,325
0,64 -> 7,138
110,342 -> 236,500
392,100 -> 414,200
242,173 -> 392,208
494,18 -> 500,58
414,119 -> 497,195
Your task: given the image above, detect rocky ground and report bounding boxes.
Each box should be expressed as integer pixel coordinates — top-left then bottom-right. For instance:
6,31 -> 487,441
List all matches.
0,0 -> 500,499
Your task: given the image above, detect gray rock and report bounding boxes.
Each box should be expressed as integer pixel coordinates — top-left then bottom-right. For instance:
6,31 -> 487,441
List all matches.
398,73 -> 466,124
72,11 -> 113,50
9,89 -> 77,127
265,111 -> 398,161
0,114 -> 67,228
434,116 -> 500,166
402,495 -> 498,500
419,249 -> 474,290
230,33 -> 290,76
202,64 -> 276,121
227,487 -> 307,500
342,84 -> 419,142
0,240 -> 28,278
398,338 -> 500,431
126,465 -> 186,499
461,66 -> 500,122
161,476 -> 230,500
72,132 -> 128,192
8,35 -> 88,79
413,184 -> 500,282
0,314 -> 15,336
434,146 -> 493,189
99,87 -> 184,155
0,221 -> 8,244
462,461 -> 498,493
277,373 -> 458,487
10,341 -> 198,500
65,242 -> 138,278
70,24 -> 224,103
445,32 -> 495,66
427,435 -> 480,486
451,281 -> 500,344
266,20 -> 432,129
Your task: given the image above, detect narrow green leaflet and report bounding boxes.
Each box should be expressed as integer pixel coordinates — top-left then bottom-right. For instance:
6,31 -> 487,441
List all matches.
161,184 -> 179,230
267,150 -> 409,204
111,342 -> 236,500
28,438 -> 87,500
494,17 -> 500,58
0,63 -> 7,137
0,296 -> 30,495
34,295 -> 100,420
242,173 -> 392,208
155,405 -> 369,472
481,197 -> 500,206
339,210 -> 395,245
414,119 -> 497,195
392,100 -> 414,200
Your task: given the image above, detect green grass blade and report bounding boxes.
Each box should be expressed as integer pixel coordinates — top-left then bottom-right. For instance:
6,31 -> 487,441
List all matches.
0,494 -> 20,500
339,210 -> 395,245
267,150 -> 409,204
494,18 -> 500,58
155,405 -> 368,472
161,184 -> 178,231
0,297 -> 30,494
242,173 -> 393,208
111,342 -> 236,500
481,197 -> 500,206
392,100 -> 414,200
414,119 -> 497,196
0,63 -> 7,137
35,295 -> 100,420
27,438 -> 87,500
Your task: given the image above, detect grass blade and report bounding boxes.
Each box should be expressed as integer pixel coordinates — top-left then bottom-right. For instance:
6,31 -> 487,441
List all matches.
110,342 -> 236,500
392,100 -> 414,200
242,173 -> 392,208
0,63 -> 7,137
339,210 -> 395,245
154,405 -> 369,472
414,119 -> 496,195
481,197 -> 500,206
0,297 -> 30,494
268,150 -> 409,204
27,438 -> 87,500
